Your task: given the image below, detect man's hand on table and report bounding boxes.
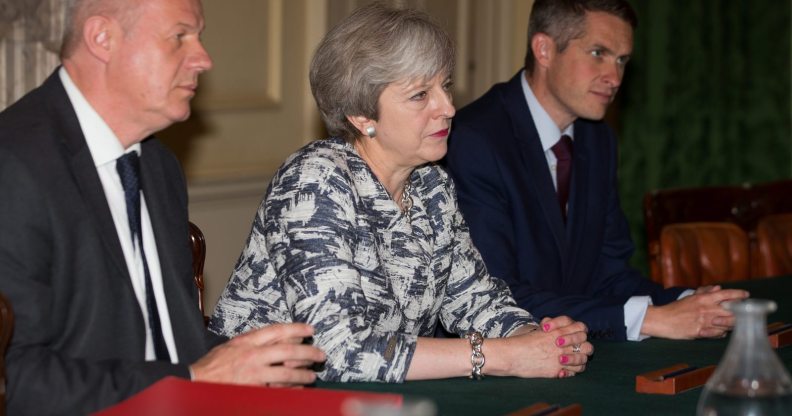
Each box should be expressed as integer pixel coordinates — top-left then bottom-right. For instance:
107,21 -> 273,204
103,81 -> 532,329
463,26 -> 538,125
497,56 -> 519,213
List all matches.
190,323 -> 326,387
641,286 -> 749,339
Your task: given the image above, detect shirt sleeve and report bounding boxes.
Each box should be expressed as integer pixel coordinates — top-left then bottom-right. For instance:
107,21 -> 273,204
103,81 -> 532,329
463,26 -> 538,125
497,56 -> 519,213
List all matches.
678,289 -> 696,299
623,295 -> 652,341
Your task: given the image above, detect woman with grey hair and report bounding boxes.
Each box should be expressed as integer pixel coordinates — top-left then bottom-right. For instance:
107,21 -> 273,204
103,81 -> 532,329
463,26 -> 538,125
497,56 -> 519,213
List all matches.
210,2 -> 592,382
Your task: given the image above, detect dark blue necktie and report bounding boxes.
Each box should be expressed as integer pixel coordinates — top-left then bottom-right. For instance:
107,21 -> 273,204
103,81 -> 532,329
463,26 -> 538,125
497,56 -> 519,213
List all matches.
116,152 -> 171,361
551,135 -> 573,223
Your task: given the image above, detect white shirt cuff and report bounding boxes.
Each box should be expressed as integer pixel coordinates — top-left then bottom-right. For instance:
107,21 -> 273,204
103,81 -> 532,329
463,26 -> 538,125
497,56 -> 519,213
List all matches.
678,289 -> 695,299
624,296 -> 653,341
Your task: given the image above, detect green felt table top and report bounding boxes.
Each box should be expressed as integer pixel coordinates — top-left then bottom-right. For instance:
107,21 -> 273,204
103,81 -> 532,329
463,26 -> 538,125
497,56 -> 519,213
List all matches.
317,276 -> 792,415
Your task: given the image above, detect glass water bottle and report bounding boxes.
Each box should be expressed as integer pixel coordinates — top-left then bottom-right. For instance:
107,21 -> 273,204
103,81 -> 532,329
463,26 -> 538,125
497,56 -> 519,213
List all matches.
697,299 -> 792,415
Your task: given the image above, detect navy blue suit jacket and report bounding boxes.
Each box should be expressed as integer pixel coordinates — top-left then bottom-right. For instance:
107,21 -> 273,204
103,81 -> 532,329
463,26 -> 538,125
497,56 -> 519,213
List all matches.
446,72 -> 686,341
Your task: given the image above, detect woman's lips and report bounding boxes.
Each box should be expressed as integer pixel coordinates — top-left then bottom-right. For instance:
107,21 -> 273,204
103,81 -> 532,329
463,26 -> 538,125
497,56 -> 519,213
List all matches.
430,128 -> 449,138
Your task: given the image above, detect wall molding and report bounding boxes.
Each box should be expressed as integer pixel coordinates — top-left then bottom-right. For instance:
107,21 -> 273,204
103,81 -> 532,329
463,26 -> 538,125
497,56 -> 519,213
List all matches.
188,175 -> 272,204
194,0 -> 283,112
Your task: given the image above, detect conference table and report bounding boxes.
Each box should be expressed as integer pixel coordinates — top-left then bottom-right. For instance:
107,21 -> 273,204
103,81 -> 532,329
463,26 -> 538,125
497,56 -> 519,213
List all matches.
99,276 -> 792,415
316,275 -> 792,415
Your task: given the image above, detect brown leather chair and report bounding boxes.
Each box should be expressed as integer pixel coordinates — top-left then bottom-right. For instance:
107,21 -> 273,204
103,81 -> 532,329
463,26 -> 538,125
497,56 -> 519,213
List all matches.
644,185 -> 745,283
0,292 -> 14,416
644,179 -> 792,282
188,222 -> 207,321
659,222 -> 750,288
756,213 -> 792,277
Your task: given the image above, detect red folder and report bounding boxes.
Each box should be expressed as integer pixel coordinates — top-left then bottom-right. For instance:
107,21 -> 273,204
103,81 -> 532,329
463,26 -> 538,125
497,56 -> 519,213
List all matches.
95,377 -> 404,416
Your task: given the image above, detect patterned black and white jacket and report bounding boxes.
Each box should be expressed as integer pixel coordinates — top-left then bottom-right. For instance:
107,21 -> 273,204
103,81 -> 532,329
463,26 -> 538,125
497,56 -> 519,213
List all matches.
210,137 -> 536,382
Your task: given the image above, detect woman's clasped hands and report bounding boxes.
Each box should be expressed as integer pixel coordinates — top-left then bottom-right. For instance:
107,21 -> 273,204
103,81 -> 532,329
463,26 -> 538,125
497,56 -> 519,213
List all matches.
486,316 -> 593,378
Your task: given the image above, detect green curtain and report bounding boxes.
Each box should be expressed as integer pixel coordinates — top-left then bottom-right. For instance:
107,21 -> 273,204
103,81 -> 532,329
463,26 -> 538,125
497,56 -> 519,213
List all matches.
618,0 -> 792,274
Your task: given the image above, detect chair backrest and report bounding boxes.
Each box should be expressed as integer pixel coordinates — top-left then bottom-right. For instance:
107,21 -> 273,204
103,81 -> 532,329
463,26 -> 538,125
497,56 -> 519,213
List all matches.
756,213 -> 792,277
188,222 -> 206,317
644,179 -> 792,281
659,222 -> 750,288
644,186 -> 745,282
747,180 -> 792,222
0,292 -> 14,416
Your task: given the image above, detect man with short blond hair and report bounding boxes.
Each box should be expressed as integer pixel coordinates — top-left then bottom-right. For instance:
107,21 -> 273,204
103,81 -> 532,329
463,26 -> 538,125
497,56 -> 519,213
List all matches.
0,0 -> 324,413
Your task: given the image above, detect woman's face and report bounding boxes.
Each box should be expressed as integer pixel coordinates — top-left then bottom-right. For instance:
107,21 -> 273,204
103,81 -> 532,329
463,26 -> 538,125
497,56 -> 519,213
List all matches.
368,73 -> 455,169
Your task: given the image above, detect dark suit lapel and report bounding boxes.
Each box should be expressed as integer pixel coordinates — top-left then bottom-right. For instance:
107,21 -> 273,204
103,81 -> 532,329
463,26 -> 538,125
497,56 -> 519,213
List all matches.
501,73 -> 567,257
46,72 -> 131,284
565,120 -> 591,275
138,142 -> 183,305
139,141 -> 205,358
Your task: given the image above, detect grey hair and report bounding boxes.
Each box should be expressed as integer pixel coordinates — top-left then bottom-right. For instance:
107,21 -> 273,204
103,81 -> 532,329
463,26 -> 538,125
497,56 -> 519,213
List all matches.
60,0 -> 143,59
524,0 -> 637,75
309,2 -> 455,142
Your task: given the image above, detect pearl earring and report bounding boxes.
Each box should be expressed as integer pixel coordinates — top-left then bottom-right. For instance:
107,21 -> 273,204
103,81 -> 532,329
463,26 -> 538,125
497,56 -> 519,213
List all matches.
365,126 -> 376,138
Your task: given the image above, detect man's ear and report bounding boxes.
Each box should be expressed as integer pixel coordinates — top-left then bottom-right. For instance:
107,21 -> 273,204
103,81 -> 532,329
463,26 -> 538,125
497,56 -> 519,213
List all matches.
82,15 -> 116,63
346,114 -> 375,137
531,33 -> 556,69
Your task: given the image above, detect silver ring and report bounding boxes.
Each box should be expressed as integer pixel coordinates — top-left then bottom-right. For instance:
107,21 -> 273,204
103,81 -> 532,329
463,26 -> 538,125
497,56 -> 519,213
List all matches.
572,344 -> 581,353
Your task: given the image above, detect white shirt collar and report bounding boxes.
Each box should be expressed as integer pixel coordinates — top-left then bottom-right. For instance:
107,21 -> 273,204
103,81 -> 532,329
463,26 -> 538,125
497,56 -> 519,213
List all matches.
59,67 -> 140,166
520,70 -> 574,151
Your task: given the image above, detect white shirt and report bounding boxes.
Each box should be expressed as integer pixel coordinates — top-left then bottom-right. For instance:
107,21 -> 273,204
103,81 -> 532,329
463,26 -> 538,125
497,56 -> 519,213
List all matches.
520,70 -> 657,341
60,68 -> 179,361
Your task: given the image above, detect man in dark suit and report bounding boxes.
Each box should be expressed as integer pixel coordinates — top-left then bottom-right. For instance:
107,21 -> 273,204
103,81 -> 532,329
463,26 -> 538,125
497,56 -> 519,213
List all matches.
446,0 -> 748,342
0,0 -> 324,414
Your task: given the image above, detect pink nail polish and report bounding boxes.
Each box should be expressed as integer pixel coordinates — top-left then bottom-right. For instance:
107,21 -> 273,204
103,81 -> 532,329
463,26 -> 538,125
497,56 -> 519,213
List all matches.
543,323 -> 551,331
557,337 -> 565,346
560,355 -> 569,364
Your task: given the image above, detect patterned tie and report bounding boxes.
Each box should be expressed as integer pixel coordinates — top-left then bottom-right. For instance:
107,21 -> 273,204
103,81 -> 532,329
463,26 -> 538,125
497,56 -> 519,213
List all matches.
551,135 -> 574,223
116,152 -> 171,361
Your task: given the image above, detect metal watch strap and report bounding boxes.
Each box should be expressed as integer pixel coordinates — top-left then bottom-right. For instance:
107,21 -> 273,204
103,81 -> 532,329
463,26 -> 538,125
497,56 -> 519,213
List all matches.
465,331 -> 485,380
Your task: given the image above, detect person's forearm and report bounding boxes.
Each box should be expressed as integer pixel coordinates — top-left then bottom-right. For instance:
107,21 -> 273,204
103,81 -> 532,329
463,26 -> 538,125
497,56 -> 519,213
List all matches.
405,337 -> 471,380
406,336 -> 519,380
